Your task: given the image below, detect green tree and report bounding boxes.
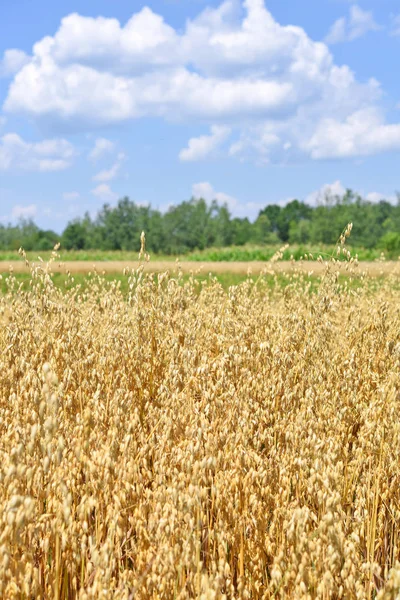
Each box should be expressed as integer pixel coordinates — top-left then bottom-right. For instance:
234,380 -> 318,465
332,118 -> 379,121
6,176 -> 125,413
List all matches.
276,200 -> 312,241
62,219 -> 88,250
288,219 -> 311,244
210,201 -> 234,247
251,214 -> 272,244
231,218 -> 252,246
259,204 -> 281,234
379,232 -> 400,257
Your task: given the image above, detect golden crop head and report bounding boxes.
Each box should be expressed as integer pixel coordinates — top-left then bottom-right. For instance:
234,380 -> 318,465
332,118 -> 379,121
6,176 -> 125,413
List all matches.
0,235 -> 398,598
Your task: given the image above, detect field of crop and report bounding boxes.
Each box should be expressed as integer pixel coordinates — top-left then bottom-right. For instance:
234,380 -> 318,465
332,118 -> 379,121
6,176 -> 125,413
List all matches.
0,238 -> 399,598
0,243 -> 393,264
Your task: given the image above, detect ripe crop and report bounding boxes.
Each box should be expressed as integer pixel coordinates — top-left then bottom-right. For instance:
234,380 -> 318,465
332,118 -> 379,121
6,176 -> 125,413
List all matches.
0,238 -> 399,599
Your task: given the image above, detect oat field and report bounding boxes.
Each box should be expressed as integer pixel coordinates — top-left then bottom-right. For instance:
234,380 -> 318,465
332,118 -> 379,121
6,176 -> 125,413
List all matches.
1,259 -> 399,277
0,238 -> 400,599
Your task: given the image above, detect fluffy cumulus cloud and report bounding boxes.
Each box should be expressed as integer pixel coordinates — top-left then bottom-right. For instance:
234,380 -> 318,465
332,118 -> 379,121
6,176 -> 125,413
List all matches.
0,49 -> 30,77
325,5 -> 380,45
0,133 -> 75,172
179,125 -> 230,161
91,183 -> 117,201
191,181 -> 271,218
192,181 -> 237,208
304,108 -> 400,159
92,151 -> 125,182
3,2 -> 294,125
365,191 -> 397,204
88,137 -> 115,161
2,0 -> 399,162
305,181 -> 347,206
298,181 -> 397,208
0,205 -> 38,225
93,162 -> 120,182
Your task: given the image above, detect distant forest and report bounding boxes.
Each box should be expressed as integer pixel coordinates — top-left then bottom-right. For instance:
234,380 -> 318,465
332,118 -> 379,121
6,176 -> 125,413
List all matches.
2,189 -> 400,255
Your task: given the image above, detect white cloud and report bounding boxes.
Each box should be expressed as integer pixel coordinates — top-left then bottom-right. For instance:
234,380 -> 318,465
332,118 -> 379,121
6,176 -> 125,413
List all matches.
229,127 -> 280,163
88,137 -> 115,161
179,125 -> 230,161
1,2 -> 342,128
365,191 -> 397,204
5,62 -> 292,126
91,183 -> 117,201
305,180 -> 347,206
191,182 -> 269,219
325,18 -> 347,45
11,204 -> 37,220
47,9 -> 180,71
1,1 -> 398,163
63,191 -> 80,200
304,108 -> 400,159
192,181 -> 237,208
92,150 -> 125,181
0,49 -> 30,77
0,133 -> 74,172
391,14 -> 400,37
294,182 -> 398,208
275,196 -> 296,208
325,5 -> 380,44
93,162 -> 120,182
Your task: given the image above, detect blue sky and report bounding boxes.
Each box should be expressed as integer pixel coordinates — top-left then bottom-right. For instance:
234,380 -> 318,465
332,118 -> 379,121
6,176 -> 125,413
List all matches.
1,0 -> 400,231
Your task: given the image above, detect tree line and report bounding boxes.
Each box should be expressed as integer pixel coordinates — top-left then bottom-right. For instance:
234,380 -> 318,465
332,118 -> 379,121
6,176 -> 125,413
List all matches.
1,189 -> 400,255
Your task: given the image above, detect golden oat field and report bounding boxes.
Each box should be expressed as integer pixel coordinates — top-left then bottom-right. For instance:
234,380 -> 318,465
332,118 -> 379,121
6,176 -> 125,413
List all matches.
0,233 -> 400,599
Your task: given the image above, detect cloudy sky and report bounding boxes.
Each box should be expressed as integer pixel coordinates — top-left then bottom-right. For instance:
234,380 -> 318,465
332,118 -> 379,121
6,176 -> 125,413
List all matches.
1,0 -> 400,230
